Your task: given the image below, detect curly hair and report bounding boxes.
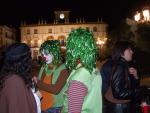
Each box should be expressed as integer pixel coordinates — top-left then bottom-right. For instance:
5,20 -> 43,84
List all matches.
39,40 -> 62,65
66,28 -> 97,72
0,43 -> 33,91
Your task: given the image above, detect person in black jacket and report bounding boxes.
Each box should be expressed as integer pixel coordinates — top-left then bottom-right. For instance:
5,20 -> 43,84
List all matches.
103,41 -> 148,113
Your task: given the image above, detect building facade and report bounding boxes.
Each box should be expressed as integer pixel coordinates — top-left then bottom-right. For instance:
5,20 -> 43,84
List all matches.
20,11 -> 108,59
0,25 -> 17,53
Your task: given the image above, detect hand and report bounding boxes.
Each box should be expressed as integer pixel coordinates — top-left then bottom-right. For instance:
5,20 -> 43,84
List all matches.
32,76 -> 38,84
129,67 -> 138,79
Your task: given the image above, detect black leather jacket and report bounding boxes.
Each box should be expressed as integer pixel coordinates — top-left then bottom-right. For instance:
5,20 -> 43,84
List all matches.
111,58 -> 140,100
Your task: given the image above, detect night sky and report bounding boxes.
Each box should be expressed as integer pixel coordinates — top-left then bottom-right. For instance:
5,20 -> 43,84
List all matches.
0,0 -> 149,29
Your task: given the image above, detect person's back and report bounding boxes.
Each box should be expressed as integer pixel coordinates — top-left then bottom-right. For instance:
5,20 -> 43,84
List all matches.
100,57 -> 113,95
0,43 -> 37,113
62,28 -> 102,113
0,74 -> 37,113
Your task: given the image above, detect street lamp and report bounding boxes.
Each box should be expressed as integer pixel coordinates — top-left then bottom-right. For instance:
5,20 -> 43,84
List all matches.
142,8 -> 150,22
134,7 -> 150,23
134,11 -> 140,22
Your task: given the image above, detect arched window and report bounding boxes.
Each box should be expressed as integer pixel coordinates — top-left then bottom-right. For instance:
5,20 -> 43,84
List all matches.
47,36 -> 54,40
58,35 -> 66,46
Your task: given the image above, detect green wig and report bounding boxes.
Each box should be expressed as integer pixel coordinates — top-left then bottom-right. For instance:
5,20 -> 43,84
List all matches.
40,40 -> 62,65
66,28 -> 97,72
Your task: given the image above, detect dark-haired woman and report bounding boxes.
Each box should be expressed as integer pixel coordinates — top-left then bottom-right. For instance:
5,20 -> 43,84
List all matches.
0,43 -> 38,113
107,41 -> 146,113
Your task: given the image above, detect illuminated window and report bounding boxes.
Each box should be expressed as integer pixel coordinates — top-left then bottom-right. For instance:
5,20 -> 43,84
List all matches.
58,35 -> 66,46
47,36 -> 54,40
27,40 -> 31,46
48,28 -> 52,33
34,29 -> 38,34
27,29 -> 30,34
93,27 -> 97,32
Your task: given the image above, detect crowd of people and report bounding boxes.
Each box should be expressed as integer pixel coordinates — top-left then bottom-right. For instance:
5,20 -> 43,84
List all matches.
0,28 -> 150,113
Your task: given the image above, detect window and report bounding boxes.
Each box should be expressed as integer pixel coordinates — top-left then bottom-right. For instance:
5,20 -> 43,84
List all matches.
58,35 -> 66,46
48,28 -> 52,33
86,27 -> 89,30
34,29 -> 38,34
27,29 -> 30,34
5,32 -> 8,37
60,40 -> 65,46
47,36 -> 54,40
27,40 -> 31,46
93,27 -> 97,32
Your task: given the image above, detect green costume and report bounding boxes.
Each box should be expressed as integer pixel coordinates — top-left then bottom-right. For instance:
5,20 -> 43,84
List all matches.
62,28 -> 102,113
38,40 -> 68,112
38,63 -> 67,108
62,63 -> 102,113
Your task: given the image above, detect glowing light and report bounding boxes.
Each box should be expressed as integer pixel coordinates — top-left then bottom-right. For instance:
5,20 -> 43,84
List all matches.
31,40 -> 33,44
38,40 -> 42,47
134,12 -> 140,22
60,13 -> 64,19
143,9 -> 150,21
96,37 -> 107,46
134,7 -> 150,23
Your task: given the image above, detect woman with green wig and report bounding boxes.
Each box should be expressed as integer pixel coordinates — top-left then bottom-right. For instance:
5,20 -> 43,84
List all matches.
62,28 -> 102,113
33,40 -> 70,113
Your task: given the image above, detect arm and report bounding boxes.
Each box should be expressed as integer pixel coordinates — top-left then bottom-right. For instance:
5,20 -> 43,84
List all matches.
37,69 -> 70,94
111,65 -> 139,100
68,80 -> 88,113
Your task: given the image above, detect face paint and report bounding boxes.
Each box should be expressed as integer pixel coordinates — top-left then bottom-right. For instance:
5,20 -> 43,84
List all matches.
42,50 -> 54,64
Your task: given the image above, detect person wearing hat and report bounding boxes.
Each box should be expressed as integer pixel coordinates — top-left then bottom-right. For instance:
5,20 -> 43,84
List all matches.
0,43 -> 38,113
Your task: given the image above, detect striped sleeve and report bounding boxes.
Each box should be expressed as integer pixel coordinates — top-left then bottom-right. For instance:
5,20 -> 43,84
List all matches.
68,80 -> 88,113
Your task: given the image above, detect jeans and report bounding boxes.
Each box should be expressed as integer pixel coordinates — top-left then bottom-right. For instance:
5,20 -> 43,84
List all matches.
105,103 -> 131,113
